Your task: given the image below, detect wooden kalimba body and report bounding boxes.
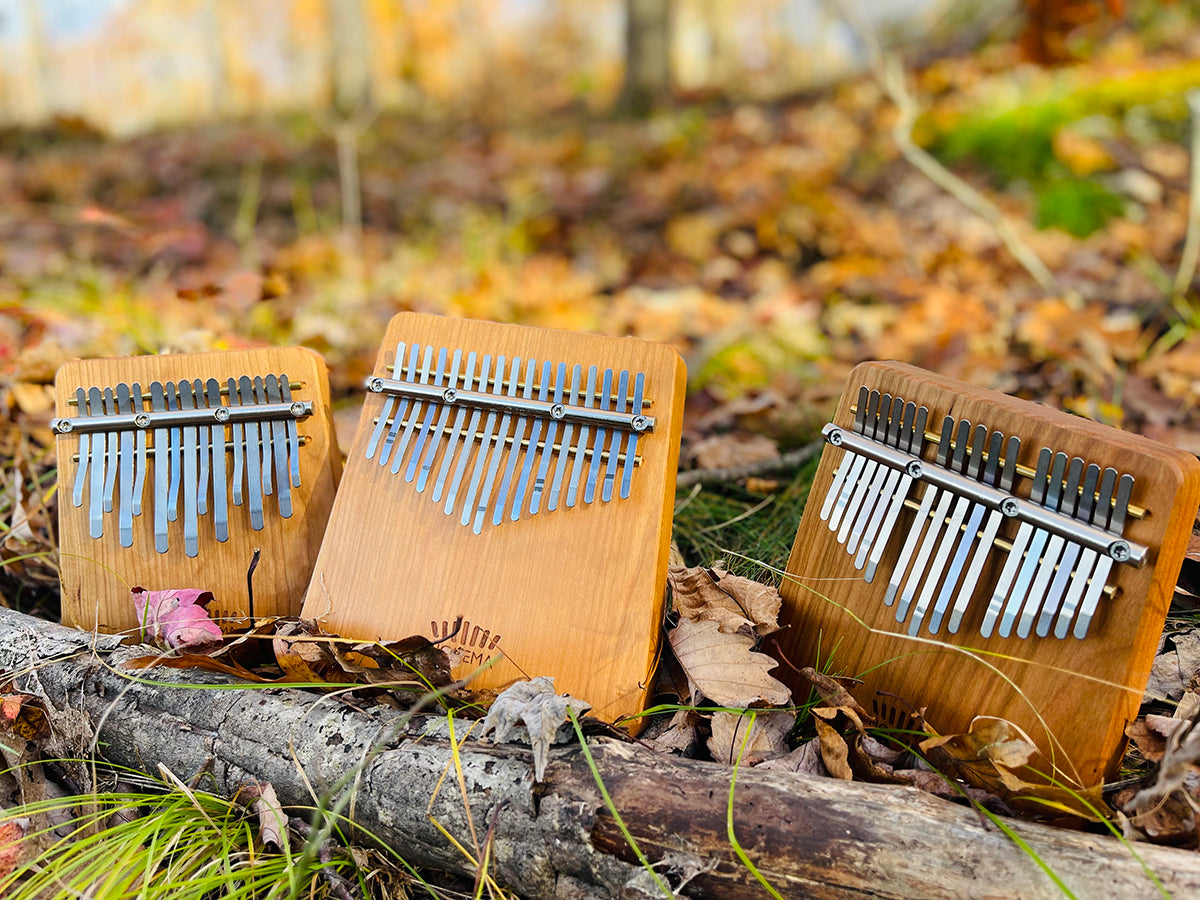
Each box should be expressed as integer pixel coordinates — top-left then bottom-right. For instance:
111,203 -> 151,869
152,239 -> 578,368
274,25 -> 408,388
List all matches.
53,348 -> 341,632
303,313 -> 686,724
778,361 -> 1200,786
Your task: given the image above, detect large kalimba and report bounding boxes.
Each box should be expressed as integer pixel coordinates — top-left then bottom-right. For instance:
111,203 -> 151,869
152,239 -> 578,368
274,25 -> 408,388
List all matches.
778,361 -> 1200,785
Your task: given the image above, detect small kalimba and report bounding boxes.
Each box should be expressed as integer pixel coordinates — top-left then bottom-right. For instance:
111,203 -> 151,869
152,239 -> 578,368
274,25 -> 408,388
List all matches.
777,361 -> 1200,786
53,348 -> 341,633
303,313 -> 686,724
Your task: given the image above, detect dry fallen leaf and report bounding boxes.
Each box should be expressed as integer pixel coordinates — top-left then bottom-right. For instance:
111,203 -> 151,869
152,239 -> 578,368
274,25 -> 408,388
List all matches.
478,676 -> 591,782
813,716 -> 853,780
1145,630 -> 1200,702
667,616 -> 791,708
706,709 -> 793,765
668,564 -> 782,637
757,739 -> 827,776
687,432 -> 780,471
132,587 -> 223,650
249,783 -> 285,850
0,820 -> 24,880
0,690 -> 49,741
643,708 -> 699,756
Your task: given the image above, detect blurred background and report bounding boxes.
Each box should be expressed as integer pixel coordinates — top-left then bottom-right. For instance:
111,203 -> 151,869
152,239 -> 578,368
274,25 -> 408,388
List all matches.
2,0 -> 1200,600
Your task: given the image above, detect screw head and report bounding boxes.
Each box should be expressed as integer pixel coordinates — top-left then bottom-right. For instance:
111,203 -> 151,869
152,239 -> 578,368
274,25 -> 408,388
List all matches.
213,407 -> 230,423
134,412 -> 151,428
1109,541 -> 1131,563
1000,497 -> 1020,517
827,428 -> 844,446
369,377 -> 384,392
550,403 -> 566,420
289,401 -> 305,417
442,388 -> 458,404
631,414 -> 648,432
53,419 -> 72,434
906,460 -> 923,478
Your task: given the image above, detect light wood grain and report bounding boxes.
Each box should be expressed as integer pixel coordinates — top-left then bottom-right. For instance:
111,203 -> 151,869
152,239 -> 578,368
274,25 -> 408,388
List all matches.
777,361 -> 1200,787
55,347 -> 341,633
303,313 -> 686,726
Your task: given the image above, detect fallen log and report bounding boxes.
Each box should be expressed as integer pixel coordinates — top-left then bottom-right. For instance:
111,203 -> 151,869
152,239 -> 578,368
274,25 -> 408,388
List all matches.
2,606 -> 1199,899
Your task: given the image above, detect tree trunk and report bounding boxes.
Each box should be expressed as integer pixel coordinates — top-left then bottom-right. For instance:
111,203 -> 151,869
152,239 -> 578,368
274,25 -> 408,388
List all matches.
616,0 -> 674,116
3,607 -> 1199,899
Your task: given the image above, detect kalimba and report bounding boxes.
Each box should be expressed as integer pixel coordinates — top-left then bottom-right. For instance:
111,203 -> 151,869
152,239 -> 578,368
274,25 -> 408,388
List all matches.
53,348 -> 341,633
777,361 -> 1200,786
303,313 -> 686,724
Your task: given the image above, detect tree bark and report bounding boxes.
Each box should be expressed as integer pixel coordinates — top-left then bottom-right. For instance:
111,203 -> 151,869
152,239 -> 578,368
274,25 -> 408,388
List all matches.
3,607 -> 1199,899
616,0 -> 674,117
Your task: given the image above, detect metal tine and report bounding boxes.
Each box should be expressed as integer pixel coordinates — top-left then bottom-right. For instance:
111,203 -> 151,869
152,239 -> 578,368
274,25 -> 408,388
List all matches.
132,383 -> 147,516
238,376 -> 266,531
531,362 -> 567,514
1072,472 -> 1134,638
884,415 -> 954,608
839,392 -> 893,547
407,348 -> 449,483
895,417 -> 970,624
417,349 -> 462,492
87,387 -> 107,539
436,352 -> 481,507
266,375 -> 293,518
101,388 -> 119,513
279,375 -> 302,488
511,359 -> 552,518
366,342 -> 405,460
1037,463 -> 1100,636
864,405 -> 928,581
444,354 -> 491,516
601,370 -> 628,502
178,381 -> 200,558
392,345 -> 436,476
846,395 -> 903,554
854,401 -> 914,567
821,386 -> 870,521
379,343 -> 420,467
619,371 -> 646,500
946,435 -> 1020,633
998,451 -> 1068,638
71,387 -> 90,508
474,356 -> 522,533
565,366 -> 598,509
227,377 -> 245,507
1053,467 -> 1117,639
206,379 -> 229,542
493,358 -> 536,524
546,364 -> 581,512
927,429 -> 1002,634
193,380 -> 209,517
1015,456 -> 1084,638
165,382 -> 182,522
151,382 -> 170,552
584,367 -> 614,504
979,447 -> 1053,637
829,389 -> 880,531
908,422 -> 988,636
461,355 -> 506,526
253,376 -> 274,497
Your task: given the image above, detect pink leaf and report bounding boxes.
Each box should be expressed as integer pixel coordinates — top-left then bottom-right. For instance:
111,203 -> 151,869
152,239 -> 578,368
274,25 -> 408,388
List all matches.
131,587 -> 224,649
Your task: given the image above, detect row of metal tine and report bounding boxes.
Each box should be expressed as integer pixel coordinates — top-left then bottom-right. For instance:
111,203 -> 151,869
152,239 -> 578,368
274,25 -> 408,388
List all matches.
364,342 -> 653,534
820,387 -> 1140,641
52,374 -> 310,558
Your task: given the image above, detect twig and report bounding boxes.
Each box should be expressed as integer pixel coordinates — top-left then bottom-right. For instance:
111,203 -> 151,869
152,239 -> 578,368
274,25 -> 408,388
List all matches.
1173,90 -> 1200,298
675,439 -> 823,488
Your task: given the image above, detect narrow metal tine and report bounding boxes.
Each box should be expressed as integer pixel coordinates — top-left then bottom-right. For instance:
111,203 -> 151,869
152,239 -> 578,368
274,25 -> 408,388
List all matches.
1054,467 -> 1117,638
474,356 -> 522,533
1073,472 -> 1134,638
884,414 -> 954,607
511,359 -> 551,518
115,384 -> 135,547
947,435 -> 1020,633
979,447 -> 1053,637
493,358 -> 535,524
178,381 -> 200,558
392,345 -> 435,475
566,365 -> 599,508
417,349 -> 462,492
583,367 -> 613,504
928,428 -> 1002,634
132,383 -> 147,516
460,355 -> 505,526
909,422 -> 987,635
436,351 -> 480,507
546,364 -> 581,512
279,375 -> 302,488
821,386 -> 870,521
366,341 -> 405,460
150,382 -> 169,552
1016,456 -> 1084,638
193,379 -> 210,517
864,405 -> 928,581
601,370 -> 628,503
380,343 -> 420,467
619,371 -> 646,500
207,379 -> 229,542
227,377 -> 245,507
238,375 -> 265,531
998,451 -> 1068,638
839,392 -> 891,546
846,395 -> 902,553
855,401 -> 914,569
1037,463 -> 1099,636
86,387 -> 107,539
101,388 -> 118,513
253,376 -> 274,497
896,417 -> 969,625
407,347 -> 448,483
531,362 -> 567,514
165,382 -> 182,522
266,375 -> 292,518
829,389 -> 880,531
71,387 -> 90,508
444,354 -> 491,516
